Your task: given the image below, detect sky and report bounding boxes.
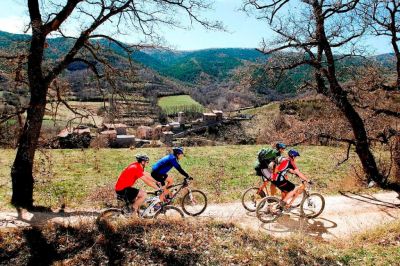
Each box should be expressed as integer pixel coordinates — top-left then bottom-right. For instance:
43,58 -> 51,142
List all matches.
0,0 -> 393,55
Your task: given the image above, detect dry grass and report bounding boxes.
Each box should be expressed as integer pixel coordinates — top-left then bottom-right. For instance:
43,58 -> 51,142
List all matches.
1,218 -> 399,265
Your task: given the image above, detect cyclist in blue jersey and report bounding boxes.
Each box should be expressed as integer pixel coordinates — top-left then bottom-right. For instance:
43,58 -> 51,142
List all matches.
151,147 -> 190,193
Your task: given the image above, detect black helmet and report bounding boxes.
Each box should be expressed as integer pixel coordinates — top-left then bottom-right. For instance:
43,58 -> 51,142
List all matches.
276,143 -> 286,150
172,147 -> 184,155
288,149 -> 300,158
136,154 -> 149,163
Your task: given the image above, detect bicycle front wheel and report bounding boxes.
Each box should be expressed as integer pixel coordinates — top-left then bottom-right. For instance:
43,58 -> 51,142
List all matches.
181,189 -> 207,216
241,187 -> 267,212
154,205 -> 185,220
300,193 -> 325,218
256,197 -> 282,223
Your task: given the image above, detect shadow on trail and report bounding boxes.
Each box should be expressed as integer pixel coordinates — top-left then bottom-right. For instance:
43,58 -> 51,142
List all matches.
339,191 -> 400,209
1,206 -> 100,227
259,214 -> 338,240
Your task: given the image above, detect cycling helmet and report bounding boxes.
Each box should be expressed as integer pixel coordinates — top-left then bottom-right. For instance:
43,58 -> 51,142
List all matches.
276,143 -> 286,150
172,147 -> 184,155
288,149 -> 300,158
136,154 -> 149,163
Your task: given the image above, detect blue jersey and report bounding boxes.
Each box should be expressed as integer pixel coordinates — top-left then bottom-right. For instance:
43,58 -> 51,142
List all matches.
151,154 -> 189,177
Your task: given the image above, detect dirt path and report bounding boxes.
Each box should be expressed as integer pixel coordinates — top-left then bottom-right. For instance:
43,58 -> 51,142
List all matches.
1,191 -> 399,240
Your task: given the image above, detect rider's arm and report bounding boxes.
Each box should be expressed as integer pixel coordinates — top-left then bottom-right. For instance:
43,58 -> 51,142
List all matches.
172,159 -> 190,178
290,168 -> 309,183
140,172 -> 160,190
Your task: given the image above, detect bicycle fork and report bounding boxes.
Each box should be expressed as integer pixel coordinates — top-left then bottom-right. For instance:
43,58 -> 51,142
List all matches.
186,189 -> 197,205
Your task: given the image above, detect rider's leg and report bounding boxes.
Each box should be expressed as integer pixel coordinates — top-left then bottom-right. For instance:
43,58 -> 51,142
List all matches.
260,168 -> 272,195
165,176 -> 174,188
281,191 -> 287,200
132,190 -> 147,214
159,176 -> 174,202
285,187 -> 300,206
165,176 -> 174,198
270,183 -> 277,196
286,184 -> 305,206
282,189 -> 296,206
279,181 -> 296,206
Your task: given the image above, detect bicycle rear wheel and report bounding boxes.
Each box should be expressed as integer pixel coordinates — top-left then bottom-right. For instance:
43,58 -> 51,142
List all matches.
181,189 -> 207,216
300,193 -> 325,218
154,205 -> 185,220
241,187 -> 267,212
256,197 -> 282,223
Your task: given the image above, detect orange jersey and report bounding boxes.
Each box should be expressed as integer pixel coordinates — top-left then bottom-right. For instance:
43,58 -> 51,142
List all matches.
115,162 -> 144,191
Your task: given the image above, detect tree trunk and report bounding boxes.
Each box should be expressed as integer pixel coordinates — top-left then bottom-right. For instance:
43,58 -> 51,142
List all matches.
394,135 -> 400,183
391,33 -> 400,90
10,23 -> 47,208
313,3 -> 383,184
11,94 -> 47,208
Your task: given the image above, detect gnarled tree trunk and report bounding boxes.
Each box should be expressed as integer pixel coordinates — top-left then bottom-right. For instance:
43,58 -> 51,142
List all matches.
11,17 -> 48,208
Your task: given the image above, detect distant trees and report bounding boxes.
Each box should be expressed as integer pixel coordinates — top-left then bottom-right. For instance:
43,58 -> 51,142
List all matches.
360,0 -> 400,90
2,0 -> 221,209
243,0 -> 399,190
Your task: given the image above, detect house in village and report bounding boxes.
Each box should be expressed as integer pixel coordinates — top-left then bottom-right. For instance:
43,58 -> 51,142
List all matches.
57,125 -> 92,148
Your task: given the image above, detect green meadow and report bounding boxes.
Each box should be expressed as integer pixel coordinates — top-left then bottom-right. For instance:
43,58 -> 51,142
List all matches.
0,145 -> 389,210
158,95 -> 205,115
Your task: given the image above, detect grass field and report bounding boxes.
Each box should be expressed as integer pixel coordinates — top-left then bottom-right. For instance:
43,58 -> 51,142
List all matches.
43,101 -> 107,127
158,95 -> 205,115
0,145 -> 390,210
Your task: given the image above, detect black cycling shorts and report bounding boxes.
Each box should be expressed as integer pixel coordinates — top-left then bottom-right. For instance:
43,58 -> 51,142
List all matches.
151,171 -> 168,186
116,187 -> 139,203
271,175 -> 295,192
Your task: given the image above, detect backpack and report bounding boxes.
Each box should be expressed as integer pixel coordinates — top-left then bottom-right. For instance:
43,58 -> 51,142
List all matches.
257,148 -> 278,166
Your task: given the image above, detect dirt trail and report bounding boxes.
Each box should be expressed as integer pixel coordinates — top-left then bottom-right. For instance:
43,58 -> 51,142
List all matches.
1,191 -> 399,240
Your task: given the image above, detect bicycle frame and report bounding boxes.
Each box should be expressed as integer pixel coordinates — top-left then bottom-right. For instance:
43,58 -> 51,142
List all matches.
165,178 -> 191,203
257,180 -> 270,195
140,195 -> 162,218
286,176 -> 312,207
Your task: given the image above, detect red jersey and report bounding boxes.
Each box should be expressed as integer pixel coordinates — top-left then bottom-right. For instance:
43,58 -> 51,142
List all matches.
272,158 -> 298,181
115,162 -> 144,191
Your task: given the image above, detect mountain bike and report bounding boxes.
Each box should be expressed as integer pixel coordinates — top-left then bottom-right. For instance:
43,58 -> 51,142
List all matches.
241,178 -> 302,212
256,179 -> 325,223
166,176 -> 207,216
97,189 -> 184,224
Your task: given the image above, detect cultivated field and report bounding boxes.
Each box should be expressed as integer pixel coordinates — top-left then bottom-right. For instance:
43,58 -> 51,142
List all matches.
158,95 -> 205,115
44,101 -> 108,128
0,145 -> 389,210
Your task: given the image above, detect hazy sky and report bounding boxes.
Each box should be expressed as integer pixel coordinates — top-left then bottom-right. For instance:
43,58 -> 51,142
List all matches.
0,0 -> 393,54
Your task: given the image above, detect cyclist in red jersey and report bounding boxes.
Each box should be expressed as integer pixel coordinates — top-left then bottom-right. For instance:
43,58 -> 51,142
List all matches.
271,149 -> 311,209
115,154 -> 160,215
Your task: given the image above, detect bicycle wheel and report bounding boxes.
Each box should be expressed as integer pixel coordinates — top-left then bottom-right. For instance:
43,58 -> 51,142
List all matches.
241,187 -> 267,212
300,193 -> 325,218
181,189 -> 207,216
256,196 -> 282,223
97,208 -> 124,224
154,205 -> 185,220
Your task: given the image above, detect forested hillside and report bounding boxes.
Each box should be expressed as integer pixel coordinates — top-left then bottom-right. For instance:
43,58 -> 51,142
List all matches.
0,30 -> 396,110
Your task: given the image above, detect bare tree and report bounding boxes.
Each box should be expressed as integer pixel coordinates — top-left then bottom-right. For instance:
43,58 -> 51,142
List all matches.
243,0 -> 399,191
360,0 -> 400,90
6,0 -> 221,209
